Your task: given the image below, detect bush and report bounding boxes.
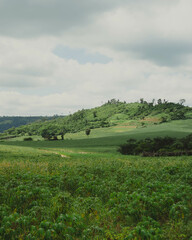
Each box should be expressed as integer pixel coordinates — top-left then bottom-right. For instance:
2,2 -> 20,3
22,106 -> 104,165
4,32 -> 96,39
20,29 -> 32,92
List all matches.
118,135 -> 192,156
24,137 -> 33,141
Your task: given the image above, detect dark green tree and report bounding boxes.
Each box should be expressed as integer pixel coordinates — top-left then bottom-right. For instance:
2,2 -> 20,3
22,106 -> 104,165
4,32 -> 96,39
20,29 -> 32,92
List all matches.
40,127 -> 52,140
40,125 -> 58,140
59,126 -> 68,140
85,128 -> 91,136
93,111 -> 97,118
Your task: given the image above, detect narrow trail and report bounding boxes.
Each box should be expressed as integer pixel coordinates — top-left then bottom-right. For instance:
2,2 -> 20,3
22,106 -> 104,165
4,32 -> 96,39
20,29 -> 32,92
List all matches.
39,149 -> 69,158
39,149 -> 91,158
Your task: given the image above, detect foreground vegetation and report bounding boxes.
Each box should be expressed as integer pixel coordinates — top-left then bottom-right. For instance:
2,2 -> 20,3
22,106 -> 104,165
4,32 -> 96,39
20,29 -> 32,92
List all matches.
0,100 -> 192,239
0,141 -> 192,239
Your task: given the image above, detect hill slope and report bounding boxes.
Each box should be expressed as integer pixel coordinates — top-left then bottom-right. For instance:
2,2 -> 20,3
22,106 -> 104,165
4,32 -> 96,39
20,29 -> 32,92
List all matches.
1,99 -> 192,138
0,116 -> 44,133
0,115 -> 65,133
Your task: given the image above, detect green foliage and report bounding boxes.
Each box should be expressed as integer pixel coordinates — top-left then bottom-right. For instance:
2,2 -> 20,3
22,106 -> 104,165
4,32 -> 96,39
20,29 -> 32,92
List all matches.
23,137 -> 33,141
40,125 -> 59,140
0,139 -> 192,239
118,134 -> 192,156
0,116 -> 59,133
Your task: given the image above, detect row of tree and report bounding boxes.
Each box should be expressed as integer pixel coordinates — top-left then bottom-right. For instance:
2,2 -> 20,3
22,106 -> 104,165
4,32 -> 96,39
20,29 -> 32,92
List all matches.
118,134 -> 192,156
139,98 -> 186,106
40,125 -> 91,140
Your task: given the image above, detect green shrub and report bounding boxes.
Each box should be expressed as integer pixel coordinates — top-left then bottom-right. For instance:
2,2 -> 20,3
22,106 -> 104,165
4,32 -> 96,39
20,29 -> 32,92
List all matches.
24,137 -> 33,141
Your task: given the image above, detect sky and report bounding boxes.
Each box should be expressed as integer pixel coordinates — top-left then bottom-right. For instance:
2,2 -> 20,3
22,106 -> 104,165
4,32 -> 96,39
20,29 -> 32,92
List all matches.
0,0 -> 192,116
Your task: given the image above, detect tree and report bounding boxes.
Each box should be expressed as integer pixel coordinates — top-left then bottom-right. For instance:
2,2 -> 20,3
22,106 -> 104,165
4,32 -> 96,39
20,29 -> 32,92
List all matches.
93,111 -> 97,118
40,127 -> 52,140
40,125 -> 58,140
85,128 -> 91,136
160,116 -> 168,123
179,99 -> 186,105
107,99 -> 119,105
59,126 -> 68,140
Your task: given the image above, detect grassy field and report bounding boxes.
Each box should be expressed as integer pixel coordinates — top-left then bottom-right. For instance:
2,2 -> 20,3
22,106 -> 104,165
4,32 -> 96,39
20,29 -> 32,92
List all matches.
1,119 -> 192,153
0,120 -> 192,239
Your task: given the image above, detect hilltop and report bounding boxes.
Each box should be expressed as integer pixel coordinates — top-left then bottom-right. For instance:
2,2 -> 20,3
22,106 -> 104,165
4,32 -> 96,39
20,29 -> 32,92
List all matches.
1,98 -> 192,139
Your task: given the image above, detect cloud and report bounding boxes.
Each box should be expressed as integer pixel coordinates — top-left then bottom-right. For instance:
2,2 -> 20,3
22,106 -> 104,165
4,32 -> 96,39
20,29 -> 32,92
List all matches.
0,0 -> 123,38
67,1 -> 192,67
119,39 -> 192,67
53,45 -> 112,64
0,53 -> 191,116
0,0 -> 191,115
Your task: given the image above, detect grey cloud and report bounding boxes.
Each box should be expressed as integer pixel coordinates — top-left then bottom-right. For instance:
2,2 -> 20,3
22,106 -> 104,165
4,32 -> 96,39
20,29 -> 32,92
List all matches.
120,39 -> 192,66
0,75 -> 46,88
53,45 -> 112,64
0,0 -> 123,37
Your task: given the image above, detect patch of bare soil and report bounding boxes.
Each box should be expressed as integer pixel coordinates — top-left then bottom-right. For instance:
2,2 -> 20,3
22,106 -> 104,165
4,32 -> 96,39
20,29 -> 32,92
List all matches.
140,117 -> 160,122
114,125 -> 137,129
39,149 -> 68,158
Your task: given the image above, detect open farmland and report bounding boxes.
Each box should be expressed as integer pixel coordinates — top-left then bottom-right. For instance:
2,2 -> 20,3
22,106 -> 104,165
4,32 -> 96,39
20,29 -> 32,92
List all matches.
0,121 -> 192,239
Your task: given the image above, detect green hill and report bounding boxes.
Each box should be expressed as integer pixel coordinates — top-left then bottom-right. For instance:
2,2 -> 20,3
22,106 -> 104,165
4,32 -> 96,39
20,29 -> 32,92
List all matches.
1,99 -> 191,141
0,116 -> 45,133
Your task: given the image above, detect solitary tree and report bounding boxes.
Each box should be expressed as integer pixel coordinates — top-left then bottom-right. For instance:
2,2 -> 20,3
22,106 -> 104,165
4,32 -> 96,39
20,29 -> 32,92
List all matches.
157,99 -> 162,105
179,99 -> 186,105
85,128 -> 91,136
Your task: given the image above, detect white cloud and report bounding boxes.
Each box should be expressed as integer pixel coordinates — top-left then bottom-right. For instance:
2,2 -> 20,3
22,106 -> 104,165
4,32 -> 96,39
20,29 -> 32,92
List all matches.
0,0 -> 191,115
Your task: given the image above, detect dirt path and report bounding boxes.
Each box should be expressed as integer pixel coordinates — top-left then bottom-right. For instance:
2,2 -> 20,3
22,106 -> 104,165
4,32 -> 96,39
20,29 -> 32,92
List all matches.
39,149 -> 91,158
39,149 -> 69,158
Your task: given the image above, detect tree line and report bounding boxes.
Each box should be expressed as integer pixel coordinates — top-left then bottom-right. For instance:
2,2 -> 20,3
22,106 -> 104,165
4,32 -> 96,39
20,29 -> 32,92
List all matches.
118,134 -> 192,156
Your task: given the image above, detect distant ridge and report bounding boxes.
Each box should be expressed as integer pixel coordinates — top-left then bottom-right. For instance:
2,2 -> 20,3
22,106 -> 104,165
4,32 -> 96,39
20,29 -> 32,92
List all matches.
0,116 -> 62,133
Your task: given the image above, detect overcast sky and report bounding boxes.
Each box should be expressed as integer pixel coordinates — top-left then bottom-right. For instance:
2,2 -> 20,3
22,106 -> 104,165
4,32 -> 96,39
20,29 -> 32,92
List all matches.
0,0 -> 191,116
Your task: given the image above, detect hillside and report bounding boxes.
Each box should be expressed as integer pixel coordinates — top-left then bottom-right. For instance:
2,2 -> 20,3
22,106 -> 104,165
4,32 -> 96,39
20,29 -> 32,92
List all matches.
1,99 -> 191,139
0,116 -> 62,133
0,116 -> 42,133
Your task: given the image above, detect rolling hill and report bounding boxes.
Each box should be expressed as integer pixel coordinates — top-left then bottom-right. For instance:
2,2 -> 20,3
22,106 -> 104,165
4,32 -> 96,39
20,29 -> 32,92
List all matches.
0,99 -> 191,143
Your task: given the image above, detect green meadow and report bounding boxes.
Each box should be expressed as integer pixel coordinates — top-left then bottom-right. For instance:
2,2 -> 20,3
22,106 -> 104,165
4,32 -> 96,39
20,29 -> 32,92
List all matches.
2,119 -> 192,153
0,119 -> 192,239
